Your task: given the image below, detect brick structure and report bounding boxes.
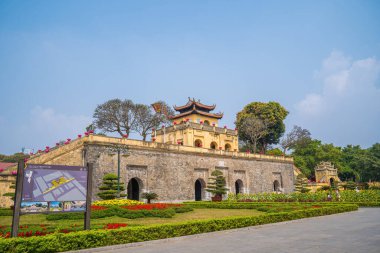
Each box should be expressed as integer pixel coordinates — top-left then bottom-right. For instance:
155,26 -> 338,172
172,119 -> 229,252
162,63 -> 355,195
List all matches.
315,161 -> 340,185
27,135 -> 294,202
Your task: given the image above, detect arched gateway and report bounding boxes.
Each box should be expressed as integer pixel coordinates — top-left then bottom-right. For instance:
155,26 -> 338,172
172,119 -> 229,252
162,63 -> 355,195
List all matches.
235,179 -> 243,194
127,178 -> 142,201
273,180 -> 280,192
195,179 -> 205,201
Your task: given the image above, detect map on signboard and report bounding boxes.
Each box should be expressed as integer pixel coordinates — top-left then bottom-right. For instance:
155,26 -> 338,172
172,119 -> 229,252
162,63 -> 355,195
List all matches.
22,164 -> 88,202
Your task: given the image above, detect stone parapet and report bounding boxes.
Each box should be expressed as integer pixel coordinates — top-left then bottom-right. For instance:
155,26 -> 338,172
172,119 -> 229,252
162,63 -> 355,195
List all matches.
27,134 -> 293,168
87,135 -> 293,163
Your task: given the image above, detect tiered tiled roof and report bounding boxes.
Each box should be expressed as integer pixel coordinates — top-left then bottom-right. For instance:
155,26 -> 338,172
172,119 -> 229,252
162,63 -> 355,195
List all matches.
171,98 -> 223,119
174,98 -> 216,112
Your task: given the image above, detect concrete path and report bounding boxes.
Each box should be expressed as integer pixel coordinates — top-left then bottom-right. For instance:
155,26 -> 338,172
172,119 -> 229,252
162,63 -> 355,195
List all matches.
74,208 -> 380,253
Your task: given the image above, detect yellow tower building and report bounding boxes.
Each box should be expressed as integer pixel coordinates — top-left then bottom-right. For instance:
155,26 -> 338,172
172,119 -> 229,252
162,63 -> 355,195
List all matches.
152,98 -> 239,151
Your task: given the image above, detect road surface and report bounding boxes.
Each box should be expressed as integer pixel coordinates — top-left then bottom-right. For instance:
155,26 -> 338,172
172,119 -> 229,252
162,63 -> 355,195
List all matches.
73,208 -> 380,253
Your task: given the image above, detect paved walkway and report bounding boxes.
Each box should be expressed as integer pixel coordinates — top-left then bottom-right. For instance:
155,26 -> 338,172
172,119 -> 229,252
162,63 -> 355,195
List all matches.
75,208 -> 380,253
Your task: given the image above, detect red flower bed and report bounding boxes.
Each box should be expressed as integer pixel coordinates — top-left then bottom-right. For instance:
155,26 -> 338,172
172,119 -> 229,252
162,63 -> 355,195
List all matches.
122,203 -> 182,210
91,205 -> 107,211
104,223 -> 127,229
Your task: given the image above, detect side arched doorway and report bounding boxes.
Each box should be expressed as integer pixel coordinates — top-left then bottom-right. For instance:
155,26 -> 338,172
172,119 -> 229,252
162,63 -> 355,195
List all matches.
127,178 -> 141,201
210,142 -> 218,150
195,179 -> 205,201
273,180 -> 280,192
235,179 -> 243,194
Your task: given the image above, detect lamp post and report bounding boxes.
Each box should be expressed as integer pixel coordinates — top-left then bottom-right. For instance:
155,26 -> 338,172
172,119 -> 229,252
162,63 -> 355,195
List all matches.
107,144 -> 130,198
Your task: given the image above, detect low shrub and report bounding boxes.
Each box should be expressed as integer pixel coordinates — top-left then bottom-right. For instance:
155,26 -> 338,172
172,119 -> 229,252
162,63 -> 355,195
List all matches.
0,204 -> 357,252
92,199 -> 144,207
227,190 -> 380,203
0,223 -> 129,238
0,208 -> 12,216
46,204 -> 192,220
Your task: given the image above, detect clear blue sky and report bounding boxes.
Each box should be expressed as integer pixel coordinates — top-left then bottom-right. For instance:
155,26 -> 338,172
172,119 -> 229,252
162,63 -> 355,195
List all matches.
1,0 -> 380,154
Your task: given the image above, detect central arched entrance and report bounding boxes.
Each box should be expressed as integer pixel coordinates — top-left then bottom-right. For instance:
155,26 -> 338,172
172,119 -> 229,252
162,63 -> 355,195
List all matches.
195,179 -> 205,201
235,179 -> 243,194
210,142 -> 217,150
273,180 -> 280,192
127,178 -> 141,201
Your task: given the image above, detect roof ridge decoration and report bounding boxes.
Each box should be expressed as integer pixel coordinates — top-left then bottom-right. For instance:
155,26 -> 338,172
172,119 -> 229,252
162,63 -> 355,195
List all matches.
173,97 -> 216,111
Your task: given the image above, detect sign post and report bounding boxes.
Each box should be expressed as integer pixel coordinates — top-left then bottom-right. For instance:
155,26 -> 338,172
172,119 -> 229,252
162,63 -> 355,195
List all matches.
84,163 -> 93,230
11,160 -> 25,237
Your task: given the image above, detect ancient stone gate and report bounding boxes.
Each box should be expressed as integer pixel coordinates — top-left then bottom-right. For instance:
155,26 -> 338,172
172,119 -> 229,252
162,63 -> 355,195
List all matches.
28,135 -> 295,202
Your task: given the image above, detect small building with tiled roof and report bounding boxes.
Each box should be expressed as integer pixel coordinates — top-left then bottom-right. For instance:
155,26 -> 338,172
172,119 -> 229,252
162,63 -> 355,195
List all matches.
170,97 -> 223,124
153,98 -> 238,151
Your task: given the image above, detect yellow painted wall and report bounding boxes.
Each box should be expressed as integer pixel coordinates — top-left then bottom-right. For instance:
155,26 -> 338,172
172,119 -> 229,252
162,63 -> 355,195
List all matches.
172,114 -> 220,127
154,122 -> 238,151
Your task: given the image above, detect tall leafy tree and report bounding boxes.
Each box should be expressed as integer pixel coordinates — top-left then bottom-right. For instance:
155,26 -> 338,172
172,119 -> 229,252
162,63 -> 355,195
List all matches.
292,140 -> 343,178
236,101 -> 288,151
361,143 -> 380,182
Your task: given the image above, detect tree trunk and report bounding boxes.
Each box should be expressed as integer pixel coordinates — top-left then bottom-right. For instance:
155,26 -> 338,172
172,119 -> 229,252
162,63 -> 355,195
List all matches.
253,140 -> 257,154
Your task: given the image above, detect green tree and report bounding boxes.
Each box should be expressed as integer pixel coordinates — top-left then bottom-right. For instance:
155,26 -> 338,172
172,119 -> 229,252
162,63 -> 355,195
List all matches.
294,174 -> 310,193
206,170 -> 228,198
292,138 -> 380,182
342,181 -> 356,190
236,101 -> 288,152
97,173 -> 126,200
0,153 -> 29,163
362,143 -> 380,182
292,139 -> 344,178
266,148 -> 284,156
141,192 -> 158,204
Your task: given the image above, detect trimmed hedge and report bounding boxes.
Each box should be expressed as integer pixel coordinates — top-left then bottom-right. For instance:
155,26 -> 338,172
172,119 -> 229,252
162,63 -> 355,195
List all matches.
227,190 -> 380,203
0,204 -> 358,252
185,201 -> 380,208
46,206 -> 193,220
0,209 -> 13,216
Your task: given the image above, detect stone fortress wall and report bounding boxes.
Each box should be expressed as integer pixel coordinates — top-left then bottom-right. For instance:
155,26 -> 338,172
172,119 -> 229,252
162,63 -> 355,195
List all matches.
28,135 -> 295,202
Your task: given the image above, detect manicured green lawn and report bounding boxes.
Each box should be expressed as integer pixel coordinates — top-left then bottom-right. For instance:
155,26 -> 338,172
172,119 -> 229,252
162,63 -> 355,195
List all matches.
0,208 -> 263,229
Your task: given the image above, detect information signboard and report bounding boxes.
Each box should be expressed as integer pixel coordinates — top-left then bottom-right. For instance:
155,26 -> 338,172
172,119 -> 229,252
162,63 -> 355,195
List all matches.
22,164 -> 87,202
11,162 -> 93,237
